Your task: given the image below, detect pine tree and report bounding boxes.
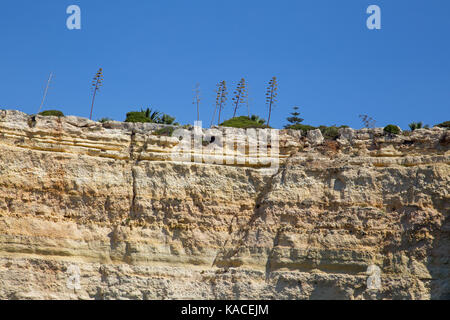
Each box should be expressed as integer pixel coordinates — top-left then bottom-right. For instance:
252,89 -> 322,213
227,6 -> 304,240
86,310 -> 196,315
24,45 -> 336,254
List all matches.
232,78 -> 247,118
285,106 -> 304,128
266,76 -> 278,127
90,68 -> 103,120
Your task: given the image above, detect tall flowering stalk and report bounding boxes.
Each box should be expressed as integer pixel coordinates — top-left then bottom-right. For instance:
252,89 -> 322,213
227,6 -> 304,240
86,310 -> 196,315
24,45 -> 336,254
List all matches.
232,78 -> 247,118
266,76 -> 278,127
212,80 -> 228,126
90,68 -> 103,120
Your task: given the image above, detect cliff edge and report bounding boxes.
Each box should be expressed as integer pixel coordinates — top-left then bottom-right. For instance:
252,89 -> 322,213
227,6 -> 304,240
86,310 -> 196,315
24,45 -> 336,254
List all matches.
0,110 -> 448,300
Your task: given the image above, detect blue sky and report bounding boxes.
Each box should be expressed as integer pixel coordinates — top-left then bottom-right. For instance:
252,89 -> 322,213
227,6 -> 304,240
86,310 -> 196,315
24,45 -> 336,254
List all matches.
0,0 -> 449,129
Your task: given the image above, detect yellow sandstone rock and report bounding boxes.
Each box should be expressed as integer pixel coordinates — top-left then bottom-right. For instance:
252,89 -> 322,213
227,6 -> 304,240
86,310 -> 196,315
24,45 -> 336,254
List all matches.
0,110 -> 448,300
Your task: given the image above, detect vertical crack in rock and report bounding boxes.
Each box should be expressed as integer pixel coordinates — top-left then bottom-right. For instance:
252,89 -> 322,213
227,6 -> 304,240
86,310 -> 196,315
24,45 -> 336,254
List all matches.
130,167 -> 138,219
250,150 -> 296,228
265,227 -> 282,280
129,130 -> 137,218
107,129 -> 139,264
260,153 -> 296,280
213,150 -> 298,271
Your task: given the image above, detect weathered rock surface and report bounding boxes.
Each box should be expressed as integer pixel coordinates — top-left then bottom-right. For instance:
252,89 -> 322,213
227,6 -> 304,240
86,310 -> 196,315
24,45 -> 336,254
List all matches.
0,110 -> 448,300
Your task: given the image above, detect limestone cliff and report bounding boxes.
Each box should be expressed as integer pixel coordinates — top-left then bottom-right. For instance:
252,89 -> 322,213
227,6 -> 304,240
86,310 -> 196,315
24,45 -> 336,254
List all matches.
0,109 -> 448,300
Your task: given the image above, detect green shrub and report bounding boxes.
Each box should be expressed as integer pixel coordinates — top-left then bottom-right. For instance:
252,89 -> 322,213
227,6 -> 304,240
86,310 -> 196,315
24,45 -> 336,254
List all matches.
98,117 -> 113,123
436,121 -> 450,129
384,124 -> 401,135
319,126 -> 340,140
409,122 -> 423,131
408,122 -> 429,131
159,114 -> 178,125
152,126 -> 175,136
285,124 -> 316,133
202,138 -> 211,147
250,115 -> 266,125
39,110 -> 64,117
125,108 -> 178,125
220,116 -> 269,129
286,124 -> 348,139
125,111 -> 152,123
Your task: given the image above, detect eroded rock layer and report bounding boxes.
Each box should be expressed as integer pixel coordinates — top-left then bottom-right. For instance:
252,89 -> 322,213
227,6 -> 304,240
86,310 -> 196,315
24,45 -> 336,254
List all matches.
0,110 -> 448,300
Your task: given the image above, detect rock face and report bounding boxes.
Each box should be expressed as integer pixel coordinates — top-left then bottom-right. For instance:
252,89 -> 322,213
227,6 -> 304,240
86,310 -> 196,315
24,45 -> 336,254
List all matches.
0,109 -> 448,300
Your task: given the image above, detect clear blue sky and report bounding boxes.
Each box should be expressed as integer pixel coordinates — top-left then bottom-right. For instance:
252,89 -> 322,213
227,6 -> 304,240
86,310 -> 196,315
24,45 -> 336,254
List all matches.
0,0 -> 449,129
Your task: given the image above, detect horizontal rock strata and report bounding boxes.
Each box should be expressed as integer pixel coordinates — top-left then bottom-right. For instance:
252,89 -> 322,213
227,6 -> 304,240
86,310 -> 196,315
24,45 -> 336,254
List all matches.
0,110 -> 448,300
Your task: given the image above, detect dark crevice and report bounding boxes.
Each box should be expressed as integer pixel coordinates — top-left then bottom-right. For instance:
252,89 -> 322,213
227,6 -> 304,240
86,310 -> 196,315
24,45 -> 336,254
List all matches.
249,151 -> 295,227
130,167 -> 137,219
212,151 -> 297,269
265,227 -> 282,280
128,130 -> 138,219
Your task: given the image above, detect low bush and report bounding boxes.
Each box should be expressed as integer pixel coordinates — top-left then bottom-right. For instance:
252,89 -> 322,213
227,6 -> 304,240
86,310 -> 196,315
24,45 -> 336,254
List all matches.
152,126 -> 175,137
220,116 -> 269,129
39,110 -> 64,117
98,117 -> 113,123
384,124 -> 401,135
409,122 -> 423,131
250,115 -> 266,125
125,108 -> 178,125
285,124 -> 316,133
202,137 -> 212,147
160,114 -> 177,125
318,126 -> 340,140
287,124 -> 348,140
125,111 -> 152,123
409,122 -> 430,131
436,121 -> 450,129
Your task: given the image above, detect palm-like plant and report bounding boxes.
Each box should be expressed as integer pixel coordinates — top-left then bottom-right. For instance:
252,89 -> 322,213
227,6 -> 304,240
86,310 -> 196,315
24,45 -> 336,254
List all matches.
142,108 -> 161,122
266,76 -> 278,127
159,114 -> 177,125
90,68 -> 103,120
409,122 -> 423,131
232,78 -> 247,118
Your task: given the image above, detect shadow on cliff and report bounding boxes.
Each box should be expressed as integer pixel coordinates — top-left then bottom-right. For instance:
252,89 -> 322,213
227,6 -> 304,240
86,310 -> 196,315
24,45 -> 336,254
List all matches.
382,205 -> 450,299
429,214 -> 450,299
